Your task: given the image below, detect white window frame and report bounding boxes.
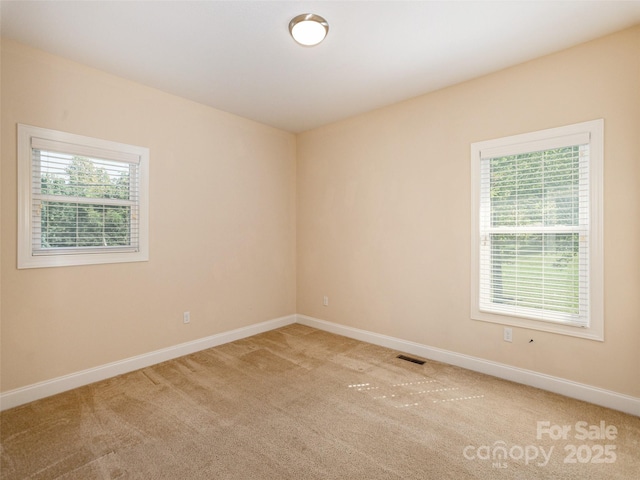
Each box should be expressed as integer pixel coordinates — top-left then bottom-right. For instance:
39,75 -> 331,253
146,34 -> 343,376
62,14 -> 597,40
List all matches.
18,124 -> 149,268
471,120 -> 603,341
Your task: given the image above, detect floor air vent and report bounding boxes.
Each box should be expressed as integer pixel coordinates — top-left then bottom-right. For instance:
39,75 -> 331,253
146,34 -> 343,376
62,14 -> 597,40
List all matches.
397,354 -> 426,365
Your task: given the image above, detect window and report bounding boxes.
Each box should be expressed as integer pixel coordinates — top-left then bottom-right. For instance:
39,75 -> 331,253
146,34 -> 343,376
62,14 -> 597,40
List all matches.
18,124 -> 149,268
471,120 -> 603,340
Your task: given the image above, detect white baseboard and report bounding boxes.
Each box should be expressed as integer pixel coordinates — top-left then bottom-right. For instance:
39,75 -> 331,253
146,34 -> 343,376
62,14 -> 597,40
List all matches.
296,314 -> 640,417
0,314 -> 297,411
3,313 -> 638,417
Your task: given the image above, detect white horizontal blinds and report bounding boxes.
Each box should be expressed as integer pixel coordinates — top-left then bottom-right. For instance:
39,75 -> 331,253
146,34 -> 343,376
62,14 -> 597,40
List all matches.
31,137 -> 141,164
31,138 -> 141,255
478,138 -> 590,326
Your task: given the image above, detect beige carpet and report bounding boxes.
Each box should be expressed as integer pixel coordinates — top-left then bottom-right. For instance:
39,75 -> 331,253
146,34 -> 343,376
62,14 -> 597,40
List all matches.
1,324 -> 638,479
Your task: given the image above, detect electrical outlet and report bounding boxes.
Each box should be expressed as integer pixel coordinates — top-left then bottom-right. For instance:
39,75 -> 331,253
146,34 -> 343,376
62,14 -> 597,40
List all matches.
503,327 -> 512,342
183,311 -> 191,324
323,296 -> 329,306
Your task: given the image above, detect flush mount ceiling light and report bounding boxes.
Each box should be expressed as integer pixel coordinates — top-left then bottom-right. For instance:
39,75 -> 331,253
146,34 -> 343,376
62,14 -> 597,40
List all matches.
289,13 -> 329,46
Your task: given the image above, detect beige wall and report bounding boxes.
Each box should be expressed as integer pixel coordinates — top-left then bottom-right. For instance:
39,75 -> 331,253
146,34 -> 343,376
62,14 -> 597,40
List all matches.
1,40 -> 297,392
297,26 -> 640,397
2,26 -> 639,400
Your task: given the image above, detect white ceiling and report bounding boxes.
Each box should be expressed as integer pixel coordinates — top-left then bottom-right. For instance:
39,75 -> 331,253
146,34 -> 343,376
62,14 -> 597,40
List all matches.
2,1 -> 640,133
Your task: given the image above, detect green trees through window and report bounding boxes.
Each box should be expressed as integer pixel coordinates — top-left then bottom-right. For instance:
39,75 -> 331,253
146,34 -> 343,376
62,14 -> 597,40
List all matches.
472,119 -> 602,339
38,155 -> 134,250
487,147 -> 584,317
18,124 -> 148,269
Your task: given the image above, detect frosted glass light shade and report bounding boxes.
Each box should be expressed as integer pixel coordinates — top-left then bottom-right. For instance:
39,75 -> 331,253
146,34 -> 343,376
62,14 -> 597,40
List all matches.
289,14 -> 329,46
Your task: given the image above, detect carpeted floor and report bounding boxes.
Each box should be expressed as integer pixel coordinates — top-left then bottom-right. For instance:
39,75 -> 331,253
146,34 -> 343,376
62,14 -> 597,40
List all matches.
1,324 -> 638,479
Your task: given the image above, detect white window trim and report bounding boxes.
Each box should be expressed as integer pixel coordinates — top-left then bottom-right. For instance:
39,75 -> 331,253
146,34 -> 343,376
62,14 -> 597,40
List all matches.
470,119 -> 604,341
17,124 -> 149,269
